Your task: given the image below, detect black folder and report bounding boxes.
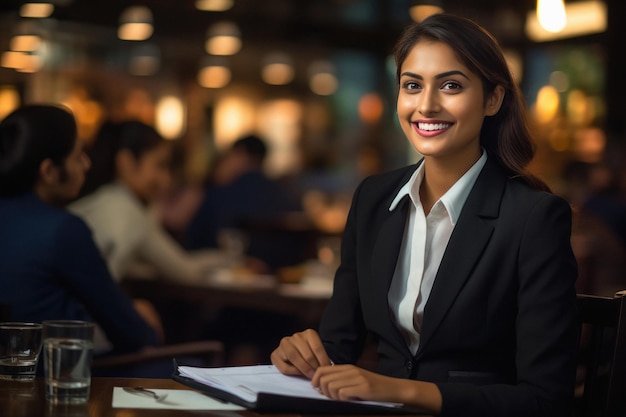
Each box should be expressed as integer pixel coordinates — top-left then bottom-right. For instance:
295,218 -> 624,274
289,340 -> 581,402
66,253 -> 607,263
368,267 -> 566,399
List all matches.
172,362 -> 426,414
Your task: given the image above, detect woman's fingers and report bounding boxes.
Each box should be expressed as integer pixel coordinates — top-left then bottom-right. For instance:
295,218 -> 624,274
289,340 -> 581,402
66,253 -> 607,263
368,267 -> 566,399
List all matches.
313,365 -> 362,400
270,329 -> 330,378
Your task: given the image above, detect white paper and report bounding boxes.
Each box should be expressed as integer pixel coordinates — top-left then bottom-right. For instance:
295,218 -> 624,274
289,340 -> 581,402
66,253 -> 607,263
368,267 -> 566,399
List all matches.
177,364 -> 401,408
112,387 -> 245,410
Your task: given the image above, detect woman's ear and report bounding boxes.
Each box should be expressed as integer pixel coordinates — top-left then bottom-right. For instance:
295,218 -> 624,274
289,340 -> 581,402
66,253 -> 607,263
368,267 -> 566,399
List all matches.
485,85 -> 505,116
38,158 -> 60,186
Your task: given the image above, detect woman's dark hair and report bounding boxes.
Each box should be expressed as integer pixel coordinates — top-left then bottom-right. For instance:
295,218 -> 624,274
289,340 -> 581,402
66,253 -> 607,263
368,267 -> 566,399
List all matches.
232,135 -> 268,162
81,120 -> 164,196
0,104 -> 77,197
393,13 -> 549,192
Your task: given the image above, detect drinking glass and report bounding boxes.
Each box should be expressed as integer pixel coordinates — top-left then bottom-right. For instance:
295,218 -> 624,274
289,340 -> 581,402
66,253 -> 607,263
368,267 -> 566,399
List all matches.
0,322 -> 43,381
42,320 -> 94,404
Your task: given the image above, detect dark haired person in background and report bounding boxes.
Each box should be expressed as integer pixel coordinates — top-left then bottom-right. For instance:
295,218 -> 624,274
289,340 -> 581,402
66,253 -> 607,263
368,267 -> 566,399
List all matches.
271,14 -> 578,417
70,120 -> 219,283
185,135 -> 302,272
0,105 -> 159,354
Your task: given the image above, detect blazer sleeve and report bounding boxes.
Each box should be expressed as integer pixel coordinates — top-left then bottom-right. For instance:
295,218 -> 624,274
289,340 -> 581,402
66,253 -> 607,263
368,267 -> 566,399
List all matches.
319,181 -> 368,364
437,193 -> 579,417
53,215 -> 159,353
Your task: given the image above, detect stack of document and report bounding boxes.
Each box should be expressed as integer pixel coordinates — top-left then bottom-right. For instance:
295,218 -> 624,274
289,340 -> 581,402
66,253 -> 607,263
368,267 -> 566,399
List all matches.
174,364 -> 422,414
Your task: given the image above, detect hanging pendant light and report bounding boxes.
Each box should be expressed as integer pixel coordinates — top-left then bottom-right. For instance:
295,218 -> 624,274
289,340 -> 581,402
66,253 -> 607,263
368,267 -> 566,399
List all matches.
536,0 -> 567,33
308,60 -> 338,96
205,22 -> 242,56
196,0 -> 234,12
20,2 -> 54,19
118,6 -> 154,41
198,56 -> 232,88
261,52 -> 294,85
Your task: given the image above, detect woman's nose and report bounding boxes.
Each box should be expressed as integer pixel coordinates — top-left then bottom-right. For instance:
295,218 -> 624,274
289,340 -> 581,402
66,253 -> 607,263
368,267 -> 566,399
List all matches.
418,88 -> 440,116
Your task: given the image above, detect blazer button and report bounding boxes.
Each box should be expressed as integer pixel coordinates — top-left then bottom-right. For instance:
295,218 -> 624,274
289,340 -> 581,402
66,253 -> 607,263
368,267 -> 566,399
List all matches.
405,360 -> 413,372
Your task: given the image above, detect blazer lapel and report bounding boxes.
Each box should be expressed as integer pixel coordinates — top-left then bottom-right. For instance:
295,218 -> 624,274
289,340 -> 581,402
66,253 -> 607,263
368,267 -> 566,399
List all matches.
417,159 -> 507,355
370,162 -> 421,295
370,165 -> 417,352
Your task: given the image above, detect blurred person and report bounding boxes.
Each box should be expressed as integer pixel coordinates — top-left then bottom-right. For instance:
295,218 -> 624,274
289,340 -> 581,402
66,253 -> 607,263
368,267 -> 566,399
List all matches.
157,143 -> 205,243
0,105 -> 160,355
271,14 -> 578,417
70,120 -> 219,283
185,135 -> 304,363
184,134 -> 303,272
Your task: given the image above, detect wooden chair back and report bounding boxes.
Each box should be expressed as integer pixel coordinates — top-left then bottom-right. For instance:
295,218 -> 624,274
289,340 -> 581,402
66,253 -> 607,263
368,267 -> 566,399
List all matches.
576,291 -> 626,417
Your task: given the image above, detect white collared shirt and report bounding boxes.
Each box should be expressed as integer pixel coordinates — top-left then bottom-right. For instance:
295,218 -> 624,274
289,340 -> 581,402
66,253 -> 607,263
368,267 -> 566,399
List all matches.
69,183 -> 220,283
387,151 -> 487,355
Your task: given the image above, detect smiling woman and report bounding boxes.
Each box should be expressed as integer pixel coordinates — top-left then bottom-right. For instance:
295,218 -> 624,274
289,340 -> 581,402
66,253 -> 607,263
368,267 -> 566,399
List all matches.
270,14 -> 578,417
396,40 -> 504,184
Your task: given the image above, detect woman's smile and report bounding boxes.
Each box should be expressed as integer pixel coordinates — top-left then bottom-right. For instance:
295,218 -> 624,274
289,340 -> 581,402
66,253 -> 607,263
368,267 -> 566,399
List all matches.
412,120 -> 454,137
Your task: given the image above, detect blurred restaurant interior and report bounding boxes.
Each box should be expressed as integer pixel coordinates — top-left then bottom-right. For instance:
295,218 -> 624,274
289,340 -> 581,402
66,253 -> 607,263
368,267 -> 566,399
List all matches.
1,0 -> 626,365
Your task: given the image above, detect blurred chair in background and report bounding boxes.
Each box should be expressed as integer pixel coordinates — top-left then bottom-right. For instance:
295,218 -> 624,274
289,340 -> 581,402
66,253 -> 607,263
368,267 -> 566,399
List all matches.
575,290 -> 626,417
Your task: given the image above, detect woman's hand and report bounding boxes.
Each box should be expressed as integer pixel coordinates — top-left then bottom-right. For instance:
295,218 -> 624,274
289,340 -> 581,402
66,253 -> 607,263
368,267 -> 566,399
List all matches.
312,365 -> 442,413
270,329 -> 332,379
312,365 -> 405,402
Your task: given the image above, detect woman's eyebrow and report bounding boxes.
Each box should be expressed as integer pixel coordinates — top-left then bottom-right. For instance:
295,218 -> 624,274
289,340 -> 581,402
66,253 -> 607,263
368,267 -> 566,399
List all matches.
400,70 -> 470,80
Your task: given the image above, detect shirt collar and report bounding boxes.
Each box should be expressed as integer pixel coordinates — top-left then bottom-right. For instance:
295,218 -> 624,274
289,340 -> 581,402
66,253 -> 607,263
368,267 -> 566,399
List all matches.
389,150 -> 487,225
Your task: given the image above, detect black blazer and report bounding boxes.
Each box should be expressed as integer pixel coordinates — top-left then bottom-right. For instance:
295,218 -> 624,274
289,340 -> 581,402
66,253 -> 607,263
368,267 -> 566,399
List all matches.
319,157 -> 578,417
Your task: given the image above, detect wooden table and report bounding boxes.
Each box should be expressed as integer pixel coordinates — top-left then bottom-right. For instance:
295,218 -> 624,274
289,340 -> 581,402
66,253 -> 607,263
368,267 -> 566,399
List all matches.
0,377 -> 423,417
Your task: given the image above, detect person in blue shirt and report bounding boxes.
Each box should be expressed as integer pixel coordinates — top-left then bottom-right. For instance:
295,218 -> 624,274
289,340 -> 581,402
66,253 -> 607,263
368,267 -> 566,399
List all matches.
0,104 -> 159,355
185,135 -> 303,271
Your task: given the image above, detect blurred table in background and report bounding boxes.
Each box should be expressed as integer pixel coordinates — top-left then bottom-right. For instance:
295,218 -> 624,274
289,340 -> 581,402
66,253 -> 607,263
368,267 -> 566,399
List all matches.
123,271 -> 333,363
123,273 -> 332,327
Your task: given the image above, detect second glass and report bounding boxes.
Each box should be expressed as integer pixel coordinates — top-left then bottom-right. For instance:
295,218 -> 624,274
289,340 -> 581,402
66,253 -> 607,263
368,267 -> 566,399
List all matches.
0,322 -> 43,381
43,320 -> 94,405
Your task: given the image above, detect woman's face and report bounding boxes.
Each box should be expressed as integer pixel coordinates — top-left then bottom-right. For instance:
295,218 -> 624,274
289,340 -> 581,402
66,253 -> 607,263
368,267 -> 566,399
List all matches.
120,143 -> 172,203
397,40 -> 502,164
53,139 -> 91,202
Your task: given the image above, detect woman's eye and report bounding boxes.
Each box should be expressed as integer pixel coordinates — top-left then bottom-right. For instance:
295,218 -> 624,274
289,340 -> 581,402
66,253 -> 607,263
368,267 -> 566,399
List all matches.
442,81 -> 462,90
403,81 -> 420,91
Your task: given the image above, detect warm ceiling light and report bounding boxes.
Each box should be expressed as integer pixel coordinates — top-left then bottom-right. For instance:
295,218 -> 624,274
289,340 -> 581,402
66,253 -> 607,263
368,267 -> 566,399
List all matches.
308,61 -> 338,96
198,57 -> 232,88
195,0 -> 234,12
10,35 -> 41,52
310,73 -> 338,96
118,6 -> 154,41
16,54 -> 42,73
409,0 -> 443,22
205,22 -> 241,55
20,3 -> 54,18
526,0 -> 607,42
1,51 -> 27,69
1,51 -> 41,73
156,96 -> 186,140
534,85 -> 560,123
536,0 -> 566,33
118,23 -> 153,41
262,53 -> 294,85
